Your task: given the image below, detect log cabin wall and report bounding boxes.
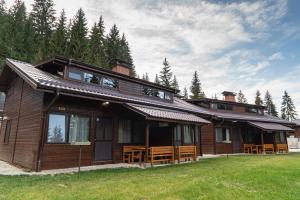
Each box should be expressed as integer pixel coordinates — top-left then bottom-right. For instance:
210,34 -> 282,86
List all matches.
201,123 -> 215,154
233,106 -> 245,113
0,77 -> 44,170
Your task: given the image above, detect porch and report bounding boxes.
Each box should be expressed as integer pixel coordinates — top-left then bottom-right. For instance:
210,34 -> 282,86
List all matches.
242,122 -> 292,154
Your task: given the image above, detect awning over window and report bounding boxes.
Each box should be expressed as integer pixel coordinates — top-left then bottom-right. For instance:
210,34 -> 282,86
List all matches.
248,121 -> 294,132
125,103 -> 210,124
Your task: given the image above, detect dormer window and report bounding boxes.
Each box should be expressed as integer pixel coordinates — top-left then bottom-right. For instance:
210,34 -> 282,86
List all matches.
211,103 -> 232,111
68,67 -> 118,89
142,86 -> 171,101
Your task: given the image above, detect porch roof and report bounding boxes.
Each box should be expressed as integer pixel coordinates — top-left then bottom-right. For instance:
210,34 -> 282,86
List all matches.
125,103 -> 210,124
248,121 -> 294,132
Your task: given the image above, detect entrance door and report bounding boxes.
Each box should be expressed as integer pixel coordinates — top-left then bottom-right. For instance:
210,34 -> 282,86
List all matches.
94,117 -> 113,161
232,128 -> 242,153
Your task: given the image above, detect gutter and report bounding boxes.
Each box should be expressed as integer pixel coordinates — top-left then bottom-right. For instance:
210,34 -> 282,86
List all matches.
36,89 -> 60,172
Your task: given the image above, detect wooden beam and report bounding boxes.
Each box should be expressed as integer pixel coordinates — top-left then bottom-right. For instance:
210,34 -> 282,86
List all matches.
145,121 -> 149,164
261,131 -> 265,154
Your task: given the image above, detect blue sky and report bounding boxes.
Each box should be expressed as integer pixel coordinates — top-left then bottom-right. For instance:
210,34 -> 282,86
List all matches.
8,0 -> 300,114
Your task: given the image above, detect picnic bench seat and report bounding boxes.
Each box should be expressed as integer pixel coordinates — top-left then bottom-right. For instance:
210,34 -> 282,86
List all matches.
176,146 -> 196,163
243,144 -> 254,153
276,144 -> 288,153
263,144 -> 274,154
149,146 -> 174,166
123,146 -> 145,163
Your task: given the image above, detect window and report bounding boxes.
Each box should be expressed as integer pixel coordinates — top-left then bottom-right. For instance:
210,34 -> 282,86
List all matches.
102,77 -> 118,88
183,125 -> 194,144
142,86 -> 171,101
132,121 -> 144,143
118,119 -> 132,143
276,131 -> 286,143
3,120 -> 11,143
195,126 -> 199,143
215,128 -> 231,143
246,107 -> 258,114
83,72 -> 93,83
68,68 -> 82,81
174,125 -> 182,146
96,117 -> 113,140
211,103 -> 232,110
69,114 -> 90,143
47,113 -> 91,144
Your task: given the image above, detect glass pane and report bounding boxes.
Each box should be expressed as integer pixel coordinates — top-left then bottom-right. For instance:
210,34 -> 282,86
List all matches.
102,77 -> 118,88
68,68 -> 82,80
158,91 -> 165,99
47,114 -> 66,143
96,117 -> 112,140
91,75 -> 101,85
69,114 -> 90,143
215,128 -> 222,142
83,72 -> 93,83
132,121 -> 144,143
165,93 -> 171,100
118,119 -> 131,143
174,125 -> 181,146
183,125 -> 192,144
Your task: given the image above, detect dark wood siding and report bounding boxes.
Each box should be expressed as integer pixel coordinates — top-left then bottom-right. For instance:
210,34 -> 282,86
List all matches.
0,77 -> 44,170
201,124 -> 215,154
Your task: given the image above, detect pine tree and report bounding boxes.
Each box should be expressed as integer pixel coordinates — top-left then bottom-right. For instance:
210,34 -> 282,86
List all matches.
190,71 -> 205,99
7,0 -> 27,60
0,0 -> 9,65
119,33 -> 133,64
255,90 -> 263,106
50,9 -> 67,56
172,75 -> 180,93
154,74 -> 160,84
159,58 -> 173,87
183,87 -> 188,99
88,16 -> 106,67
237,90 -> 247,103
106,24 -> 121,65
23,16 -> 36,62
31,0 -> 56,60
281,91 -> 298,121
142,73 -> 149,81
50,126 -> 64,143
264,90 -> 278,117
68,8 -> 88,61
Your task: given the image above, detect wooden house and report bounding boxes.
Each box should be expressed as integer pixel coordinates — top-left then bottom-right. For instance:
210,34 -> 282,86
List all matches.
0,57 -> 210,171
187,91 -> 295,154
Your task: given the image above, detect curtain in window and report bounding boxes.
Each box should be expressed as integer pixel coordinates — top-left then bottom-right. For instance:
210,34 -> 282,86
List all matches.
183,125 -> 193,144
47,114 -> 66,143
215,128 -> 223,142
279,131 -> 285,143
174,125 -> 182,146
118,119 -> 132,143
69,115 -> 90,143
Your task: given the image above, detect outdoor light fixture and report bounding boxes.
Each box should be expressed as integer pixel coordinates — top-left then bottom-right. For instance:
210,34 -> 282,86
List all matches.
102,101 -> 110,106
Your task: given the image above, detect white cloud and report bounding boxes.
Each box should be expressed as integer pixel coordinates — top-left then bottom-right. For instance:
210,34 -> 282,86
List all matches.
7,0 -> 299,114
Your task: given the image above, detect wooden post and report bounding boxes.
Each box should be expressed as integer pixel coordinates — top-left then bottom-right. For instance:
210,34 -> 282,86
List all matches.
261,131 -> 265,154
145,121 -> 149,165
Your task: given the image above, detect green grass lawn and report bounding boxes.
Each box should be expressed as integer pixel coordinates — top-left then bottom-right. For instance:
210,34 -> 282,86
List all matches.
1,154 -> 300,200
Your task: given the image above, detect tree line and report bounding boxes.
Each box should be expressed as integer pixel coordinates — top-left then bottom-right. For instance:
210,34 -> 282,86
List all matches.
151,58 -> 298,121
0,0 -> 136,76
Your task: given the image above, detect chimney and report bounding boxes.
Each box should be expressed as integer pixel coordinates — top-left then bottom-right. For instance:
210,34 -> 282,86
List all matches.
222,91 -> 236,102
111,59 -> 132,76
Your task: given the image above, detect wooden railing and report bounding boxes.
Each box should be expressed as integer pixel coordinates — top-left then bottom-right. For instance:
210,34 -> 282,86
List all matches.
176,146 -> 197,163
276,144 -> 288,153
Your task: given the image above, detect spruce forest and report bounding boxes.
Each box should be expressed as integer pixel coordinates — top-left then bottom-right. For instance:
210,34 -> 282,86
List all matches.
0,0 -> 136,76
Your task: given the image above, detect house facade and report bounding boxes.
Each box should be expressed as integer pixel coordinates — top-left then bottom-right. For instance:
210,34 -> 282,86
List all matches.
187,92 -> 295,154
0,57 -> 296,171
0,57 -> 210,171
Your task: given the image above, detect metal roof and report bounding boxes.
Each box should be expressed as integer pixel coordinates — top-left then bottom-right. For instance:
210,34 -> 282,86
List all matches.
125,103 -> 210,124
248,121 -> 294,132
3,58 -> 295,126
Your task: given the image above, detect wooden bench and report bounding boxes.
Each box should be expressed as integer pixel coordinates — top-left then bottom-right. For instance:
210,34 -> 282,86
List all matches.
263,144 -> 274,154
276,144 -> 288,153
149,146 -> 174,166
243,144 -> 254,154
123,146 -> 145,164
176,146 -> 196,163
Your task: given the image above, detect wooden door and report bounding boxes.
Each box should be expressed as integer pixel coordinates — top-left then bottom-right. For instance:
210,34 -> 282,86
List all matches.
94,117 -> 113,161
232,128 -> 242,153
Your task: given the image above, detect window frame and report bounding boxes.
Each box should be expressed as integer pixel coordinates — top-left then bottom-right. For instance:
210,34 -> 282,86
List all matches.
45,112 -> 91,144
215,127 -> 231,143
3,120 -> 12,144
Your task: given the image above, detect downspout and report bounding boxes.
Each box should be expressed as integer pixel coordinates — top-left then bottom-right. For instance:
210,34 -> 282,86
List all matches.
36,89 -> 60,172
